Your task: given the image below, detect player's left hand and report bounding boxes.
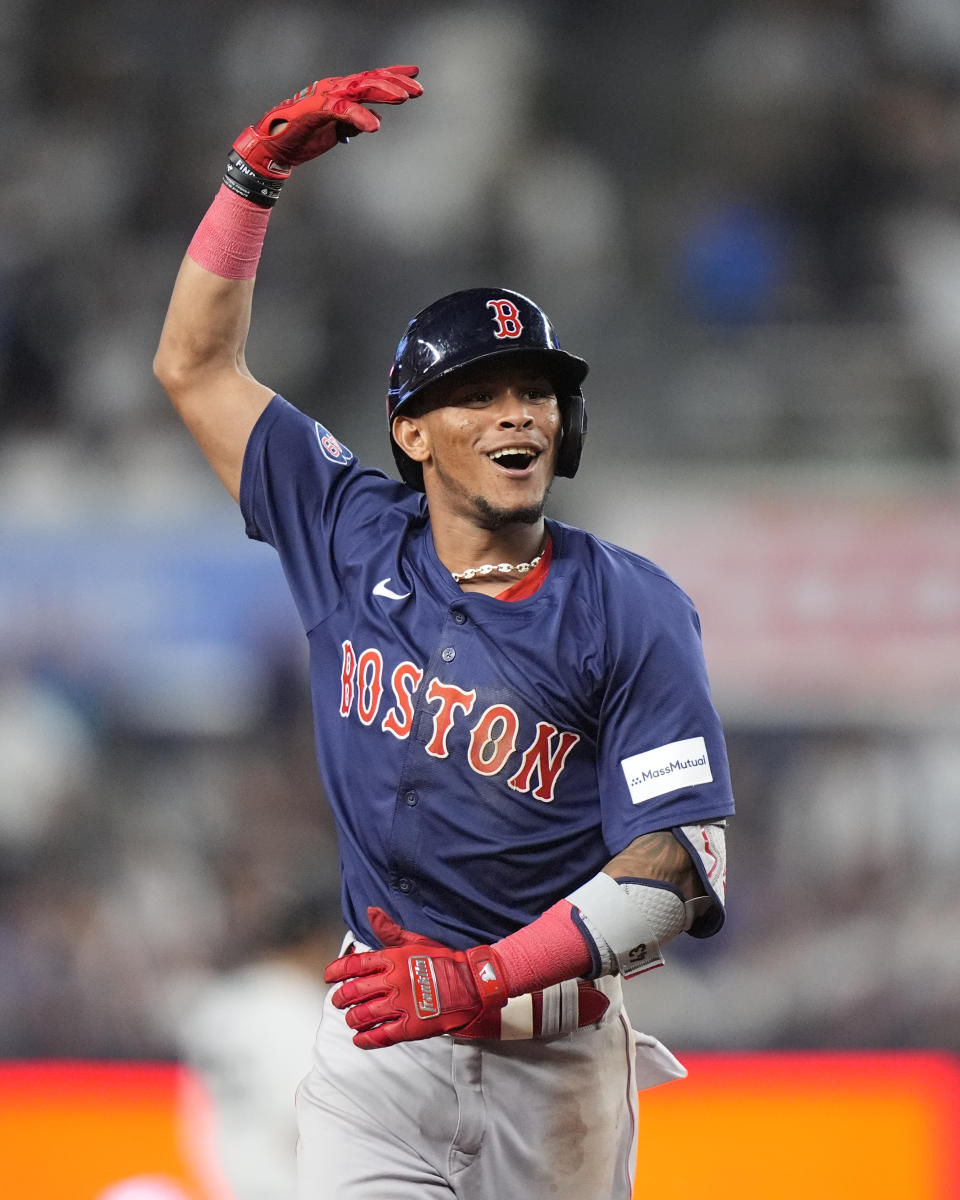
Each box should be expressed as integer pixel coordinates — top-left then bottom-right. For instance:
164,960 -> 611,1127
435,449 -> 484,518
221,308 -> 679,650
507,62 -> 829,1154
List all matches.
324,907 -> 509,1049
233,65 -> 423,180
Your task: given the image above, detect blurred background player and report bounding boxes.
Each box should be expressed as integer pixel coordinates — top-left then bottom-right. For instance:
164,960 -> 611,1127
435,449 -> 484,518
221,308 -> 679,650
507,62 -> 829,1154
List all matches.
176,889 -> 338,1200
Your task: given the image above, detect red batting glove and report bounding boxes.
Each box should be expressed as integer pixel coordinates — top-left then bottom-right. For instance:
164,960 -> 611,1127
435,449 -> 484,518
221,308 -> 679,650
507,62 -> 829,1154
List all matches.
365,907 -> 510,1040
223,66 -> 421,207
367,905 -> 447,950
324,907 -> 508,1050
231,65 -> 421,183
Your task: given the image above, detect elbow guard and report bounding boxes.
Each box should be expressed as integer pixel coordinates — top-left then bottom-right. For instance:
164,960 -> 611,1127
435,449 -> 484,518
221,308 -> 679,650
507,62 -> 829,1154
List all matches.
674,821 -> 728,938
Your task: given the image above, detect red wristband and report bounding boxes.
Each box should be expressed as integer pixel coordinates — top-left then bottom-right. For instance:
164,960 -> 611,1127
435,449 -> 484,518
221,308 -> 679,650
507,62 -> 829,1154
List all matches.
187,184 -> 271,281
492,900 -> 593,996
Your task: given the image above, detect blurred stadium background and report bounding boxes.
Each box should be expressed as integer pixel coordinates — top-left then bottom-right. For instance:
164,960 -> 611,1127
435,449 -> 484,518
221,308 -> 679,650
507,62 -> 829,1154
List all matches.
1,0 -> 959,1195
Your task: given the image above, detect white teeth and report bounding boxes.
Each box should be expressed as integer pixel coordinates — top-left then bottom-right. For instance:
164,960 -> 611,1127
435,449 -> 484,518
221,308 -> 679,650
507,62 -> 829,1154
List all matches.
488,447 -> 537,461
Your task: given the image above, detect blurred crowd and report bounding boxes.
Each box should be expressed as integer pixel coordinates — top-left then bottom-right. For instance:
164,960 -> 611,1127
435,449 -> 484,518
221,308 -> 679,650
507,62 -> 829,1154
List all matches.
2,0 -> 960,1098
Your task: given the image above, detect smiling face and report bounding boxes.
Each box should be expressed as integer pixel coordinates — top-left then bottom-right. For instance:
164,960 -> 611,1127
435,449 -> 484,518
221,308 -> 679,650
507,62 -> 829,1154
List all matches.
392,359 -> 563,531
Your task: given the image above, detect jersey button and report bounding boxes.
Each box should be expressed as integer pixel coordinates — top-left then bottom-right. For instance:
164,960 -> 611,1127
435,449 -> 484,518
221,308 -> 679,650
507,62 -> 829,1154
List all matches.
453,611 -> 467,624
441,646 -> 456,662
397,878 -> 413,893
404,790 -> 419,806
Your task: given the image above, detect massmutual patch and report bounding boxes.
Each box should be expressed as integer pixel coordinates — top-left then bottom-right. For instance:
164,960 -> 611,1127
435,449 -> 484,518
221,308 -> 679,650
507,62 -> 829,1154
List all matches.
621,736 -> 713,804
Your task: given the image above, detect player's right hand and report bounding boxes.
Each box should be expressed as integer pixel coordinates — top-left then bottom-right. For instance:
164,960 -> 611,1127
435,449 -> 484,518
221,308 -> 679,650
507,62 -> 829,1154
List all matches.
324,907 -> 509,1050
233,65 -> 422,181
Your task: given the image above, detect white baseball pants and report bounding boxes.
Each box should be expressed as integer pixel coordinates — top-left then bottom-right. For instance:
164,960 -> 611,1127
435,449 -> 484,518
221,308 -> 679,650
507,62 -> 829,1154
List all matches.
296,977 -> 641,1199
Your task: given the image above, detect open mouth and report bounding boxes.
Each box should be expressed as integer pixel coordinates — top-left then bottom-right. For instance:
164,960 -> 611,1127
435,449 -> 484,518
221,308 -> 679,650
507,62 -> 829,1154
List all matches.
487,447 -> 540,473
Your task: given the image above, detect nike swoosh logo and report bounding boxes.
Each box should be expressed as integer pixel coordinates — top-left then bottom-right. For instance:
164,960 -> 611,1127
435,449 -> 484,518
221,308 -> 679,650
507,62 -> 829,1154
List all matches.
373,578 -> 412,601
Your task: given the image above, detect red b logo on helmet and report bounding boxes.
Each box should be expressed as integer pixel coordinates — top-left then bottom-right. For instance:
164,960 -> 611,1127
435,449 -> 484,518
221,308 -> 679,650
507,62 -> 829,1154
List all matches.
486,298 -> 523,339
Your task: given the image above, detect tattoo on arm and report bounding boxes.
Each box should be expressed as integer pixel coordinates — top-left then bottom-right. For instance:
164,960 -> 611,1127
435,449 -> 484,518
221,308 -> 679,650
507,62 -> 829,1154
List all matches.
603,830 -> 700,899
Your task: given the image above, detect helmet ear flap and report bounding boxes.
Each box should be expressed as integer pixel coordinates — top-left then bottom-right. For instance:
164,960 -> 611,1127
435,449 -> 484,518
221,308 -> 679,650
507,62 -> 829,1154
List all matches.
555,390 -> 586,479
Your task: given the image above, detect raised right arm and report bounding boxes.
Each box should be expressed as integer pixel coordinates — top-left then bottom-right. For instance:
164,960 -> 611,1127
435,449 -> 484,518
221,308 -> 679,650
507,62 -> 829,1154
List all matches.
153,66 -> 423,502
154,255 -> 270,502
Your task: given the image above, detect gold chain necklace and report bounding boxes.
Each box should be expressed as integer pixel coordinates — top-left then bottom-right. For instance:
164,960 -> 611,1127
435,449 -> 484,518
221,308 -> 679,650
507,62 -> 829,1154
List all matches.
451,555 -> 542,584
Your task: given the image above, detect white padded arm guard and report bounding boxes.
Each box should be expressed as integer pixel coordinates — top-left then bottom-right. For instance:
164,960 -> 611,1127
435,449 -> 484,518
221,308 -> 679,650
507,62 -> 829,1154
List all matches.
567,822 -> 729,977
566,873 -> 686,978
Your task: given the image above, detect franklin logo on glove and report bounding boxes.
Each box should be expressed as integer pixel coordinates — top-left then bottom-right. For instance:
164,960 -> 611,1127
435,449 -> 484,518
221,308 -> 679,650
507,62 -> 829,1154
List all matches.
409,955 -> 440,1019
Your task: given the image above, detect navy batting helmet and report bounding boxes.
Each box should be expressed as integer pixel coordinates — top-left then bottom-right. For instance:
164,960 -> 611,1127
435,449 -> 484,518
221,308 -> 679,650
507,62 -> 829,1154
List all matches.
386,287 -> 588,492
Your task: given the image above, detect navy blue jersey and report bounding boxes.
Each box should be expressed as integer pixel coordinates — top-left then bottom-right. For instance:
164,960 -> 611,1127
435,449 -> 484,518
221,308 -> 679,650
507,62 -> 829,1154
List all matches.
240,396 -> 735,950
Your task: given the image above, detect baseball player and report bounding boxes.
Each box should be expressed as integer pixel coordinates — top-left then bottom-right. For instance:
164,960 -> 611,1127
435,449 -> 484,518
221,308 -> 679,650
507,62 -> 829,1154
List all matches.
154,65 -> 734,1200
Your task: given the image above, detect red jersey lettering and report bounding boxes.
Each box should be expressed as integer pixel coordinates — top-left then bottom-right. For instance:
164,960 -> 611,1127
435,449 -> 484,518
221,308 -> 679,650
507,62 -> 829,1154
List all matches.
356,648 -> 385,726
424,679 -> 476,759
508,722 -> 581,803
340,640 -> 357,717
339,645 -> 580,799
381,661 -> 424,740
467,704 -> 520,777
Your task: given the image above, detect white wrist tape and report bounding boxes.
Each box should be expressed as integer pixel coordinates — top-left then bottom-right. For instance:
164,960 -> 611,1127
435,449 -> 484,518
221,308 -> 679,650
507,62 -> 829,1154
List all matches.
566,872 -> 686,979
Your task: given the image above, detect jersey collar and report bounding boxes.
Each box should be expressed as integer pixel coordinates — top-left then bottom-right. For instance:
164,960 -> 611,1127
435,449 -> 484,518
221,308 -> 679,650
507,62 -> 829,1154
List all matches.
496,536 -> 553,602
